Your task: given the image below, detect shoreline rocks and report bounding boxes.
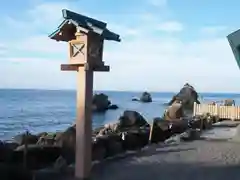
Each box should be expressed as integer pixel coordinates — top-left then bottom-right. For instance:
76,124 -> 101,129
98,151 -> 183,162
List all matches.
0,110 -> 222,179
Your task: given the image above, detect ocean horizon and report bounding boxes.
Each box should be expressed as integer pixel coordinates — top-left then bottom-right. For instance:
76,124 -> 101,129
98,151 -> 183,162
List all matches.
2,88 -> 240,94
1,88 -> 240,140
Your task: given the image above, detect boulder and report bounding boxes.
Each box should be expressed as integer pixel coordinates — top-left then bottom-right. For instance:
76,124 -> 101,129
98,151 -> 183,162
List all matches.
56,124 -> 122,163
53,156 -> 68,171
14,145 -> 62,170
92,126 -> 105,136
149,118 -> 172,143
168,83 -> 200,111
55,126 -> 76,164
95,134 -> 123,157
13,132 -> 38,146
168,120 -> 189,134
118,110 -> 149,129
96,111 -> 150,151
92,137 -> 107,161
36,132 -> 48,139
97,123 -> 120,136
121,130 -> 148,150
92,93 -> 111,112
163,102 -> 184,121
140,92 -> 152,103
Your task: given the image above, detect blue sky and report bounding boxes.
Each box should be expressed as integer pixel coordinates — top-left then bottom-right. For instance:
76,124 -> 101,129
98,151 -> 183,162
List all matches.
0,0 -> 240,92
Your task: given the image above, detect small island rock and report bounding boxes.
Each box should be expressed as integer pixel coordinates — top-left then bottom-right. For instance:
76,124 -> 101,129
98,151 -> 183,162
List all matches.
140,92 -> 152,103
132,92 -> 152,103
92,93 -> 118,112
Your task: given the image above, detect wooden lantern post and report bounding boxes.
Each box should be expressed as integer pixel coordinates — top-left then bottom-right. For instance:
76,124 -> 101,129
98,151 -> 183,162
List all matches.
49,9 -> 120,179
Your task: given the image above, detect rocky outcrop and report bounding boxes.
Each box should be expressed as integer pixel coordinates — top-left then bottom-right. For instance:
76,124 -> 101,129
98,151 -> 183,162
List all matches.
168,83 -> 200,111
132,92 -> 152,103
140,92 -> 152,102
163,102 -> 185,121
92,93 -> 118,112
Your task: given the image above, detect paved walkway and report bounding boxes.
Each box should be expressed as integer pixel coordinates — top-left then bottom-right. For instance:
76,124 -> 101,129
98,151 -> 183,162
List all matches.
91,121 -> 240,180
91,140 -> 240,180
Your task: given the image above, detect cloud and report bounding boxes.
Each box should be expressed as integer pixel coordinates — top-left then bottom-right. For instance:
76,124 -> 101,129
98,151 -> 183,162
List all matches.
200,26 -> 228,35
0,44 -> 7,56
13,35 -> 66,54
157,21 -> 184,32
0,0 -> 239,92
148,0 -> 168,7
101,35 -> 239,92
0,57 -> 75,90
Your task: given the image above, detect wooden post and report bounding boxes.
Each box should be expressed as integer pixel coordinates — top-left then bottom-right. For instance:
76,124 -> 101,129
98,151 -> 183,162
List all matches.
48,9 -> 121,179
75,66 -> 93,179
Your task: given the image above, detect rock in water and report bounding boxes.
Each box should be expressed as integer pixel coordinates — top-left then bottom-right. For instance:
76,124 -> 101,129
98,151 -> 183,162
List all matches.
92,93 -> 111,112
108,104 -> 119,110
168,83 -> 200,111
140,92 -> 152,103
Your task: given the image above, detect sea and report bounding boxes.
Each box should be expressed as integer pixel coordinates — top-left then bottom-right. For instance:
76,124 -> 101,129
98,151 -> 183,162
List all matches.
1,89 -> 240,140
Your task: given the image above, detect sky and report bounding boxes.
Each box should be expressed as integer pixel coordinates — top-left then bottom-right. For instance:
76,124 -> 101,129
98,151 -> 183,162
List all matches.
0,0 -> 240,92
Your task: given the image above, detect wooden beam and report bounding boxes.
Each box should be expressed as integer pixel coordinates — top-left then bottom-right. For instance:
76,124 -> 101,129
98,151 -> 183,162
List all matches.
61,64 -> 110,72
85,64 -> 110,72
61,64 -> 83,71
